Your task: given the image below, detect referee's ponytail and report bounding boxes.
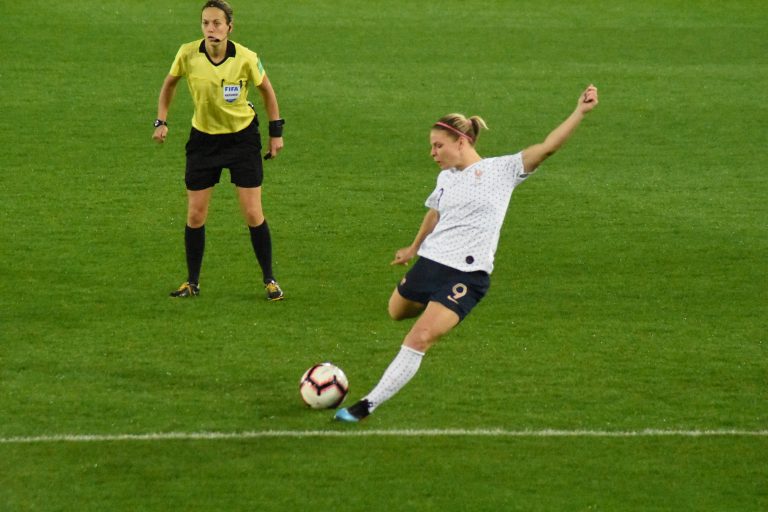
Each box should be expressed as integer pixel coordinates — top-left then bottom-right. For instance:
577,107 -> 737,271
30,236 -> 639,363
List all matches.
433,114 -> 488,146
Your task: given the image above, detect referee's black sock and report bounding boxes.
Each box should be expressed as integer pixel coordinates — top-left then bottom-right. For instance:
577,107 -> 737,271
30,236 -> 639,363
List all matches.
185,224 -> 205,285
249,220 -> 274,284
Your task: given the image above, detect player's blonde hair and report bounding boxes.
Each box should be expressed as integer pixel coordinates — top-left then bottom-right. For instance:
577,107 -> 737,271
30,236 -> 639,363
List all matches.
433,113 -> 488,146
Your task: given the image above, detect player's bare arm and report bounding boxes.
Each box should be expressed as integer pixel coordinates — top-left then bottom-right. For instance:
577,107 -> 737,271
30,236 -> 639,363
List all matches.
522,84 -> 599,173
391,209 -> 440,265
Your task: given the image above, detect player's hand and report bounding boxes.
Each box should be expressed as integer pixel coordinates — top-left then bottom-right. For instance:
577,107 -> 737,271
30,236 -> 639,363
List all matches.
577,84 -> 598,113
391,246 -> 416,266
152,126 -> 169,144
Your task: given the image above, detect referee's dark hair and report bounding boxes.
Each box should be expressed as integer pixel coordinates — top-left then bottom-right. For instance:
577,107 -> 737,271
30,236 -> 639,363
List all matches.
202,0 -> 234,24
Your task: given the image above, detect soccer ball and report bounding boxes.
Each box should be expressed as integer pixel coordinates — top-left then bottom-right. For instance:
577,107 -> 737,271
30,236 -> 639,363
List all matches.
299,363 -> 349,409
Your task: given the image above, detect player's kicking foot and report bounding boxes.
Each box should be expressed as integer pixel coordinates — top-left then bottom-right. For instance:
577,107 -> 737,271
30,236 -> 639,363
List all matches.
170,282 -> 199,297
265,280 -> 284,301
334,399 -> 371,423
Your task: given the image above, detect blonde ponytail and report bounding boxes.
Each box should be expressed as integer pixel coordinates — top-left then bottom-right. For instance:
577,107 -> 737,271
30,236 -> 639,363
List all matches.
433,113 -> 488,145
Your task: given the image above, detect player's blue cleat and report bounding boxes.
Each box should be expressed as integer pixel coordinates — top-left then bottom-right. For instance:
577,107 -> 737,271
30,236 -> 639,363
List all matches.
334,408 -> 359,422
334,399 -> 371,422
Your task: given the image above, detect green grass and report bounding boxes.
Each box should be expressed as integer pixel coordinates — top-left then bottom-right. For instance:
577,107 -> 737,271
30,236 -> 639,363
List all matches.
1,0 -> 766,510
1,437 -> 765,511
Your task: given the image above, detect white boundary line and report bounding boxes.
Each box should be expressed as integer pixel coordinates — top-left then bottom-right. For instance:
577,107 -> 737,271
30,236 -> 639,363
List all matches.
2,429 -> 767,444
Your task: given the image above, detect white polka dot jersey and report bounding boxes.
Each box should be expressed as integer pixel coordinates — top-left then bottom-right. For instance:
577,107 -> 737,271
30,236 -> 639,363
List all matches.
418,153 -> 529,274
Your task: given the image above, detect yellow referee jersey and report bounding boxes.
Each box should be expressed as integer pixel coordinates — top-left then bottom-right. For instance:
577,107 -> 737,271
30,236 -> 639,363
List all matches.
170,39 -> 265,134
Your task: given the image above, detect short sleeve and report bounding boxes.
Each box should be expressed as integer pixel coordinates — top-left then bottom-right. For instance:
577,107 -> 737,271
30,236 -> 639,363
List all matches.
425,183 -> 443,210
249,53 -> 265,86
169,45 -> 186,77
500,152 -> 529,187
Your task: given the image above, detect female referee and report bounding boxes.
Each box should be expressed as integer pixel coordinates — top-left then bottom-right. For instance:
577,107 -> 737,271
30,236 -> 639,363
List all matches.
335,85 -> 599,422
153,0 -> 285,301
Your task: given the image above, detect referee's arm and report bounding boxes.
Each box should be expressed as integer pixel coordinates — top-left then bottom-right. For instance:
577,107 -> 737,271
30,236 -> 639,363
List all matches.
153,74 -> 182,143
257,75 -> 284,158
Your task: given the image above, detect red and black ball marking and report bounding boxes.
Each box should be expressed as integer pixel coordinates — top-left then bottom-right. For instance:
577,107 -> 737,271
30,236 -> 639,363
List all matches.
301,364 -> 349,408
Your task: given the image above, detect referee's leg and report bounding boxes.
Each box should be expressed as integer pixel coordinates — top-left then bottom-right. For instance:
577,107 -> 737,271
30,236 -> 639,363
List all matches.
236,185 -> 265,227
237,186 -> 282,300
187,188 -> 213,227
237,187 -> 272,283
184,188 -> 212,285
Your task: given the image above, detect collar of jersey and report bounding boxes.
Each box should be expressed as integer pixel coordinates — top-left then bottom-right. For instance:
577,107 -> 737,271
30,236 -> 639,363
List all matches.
450,159 -> 483,174
198,39 -> 236,66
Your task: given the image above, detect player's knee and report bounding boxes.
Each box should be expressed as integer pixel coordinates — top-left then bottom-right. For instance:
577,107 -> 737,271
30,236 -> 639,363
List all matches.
387,294 -> 404,320
388,302 -> 406,321
405,326 -> 438,352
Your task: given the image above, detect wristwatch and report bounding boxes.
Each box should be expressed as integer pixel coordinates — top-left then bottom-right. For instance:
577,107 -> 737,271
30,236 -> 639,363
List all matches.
153,119 -> 167,128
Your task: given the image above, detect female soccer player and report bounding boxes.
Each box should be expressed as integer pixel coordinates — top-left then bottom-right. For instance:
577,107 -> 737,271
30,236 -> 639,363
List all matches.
335,85 -> 599,421
153,0 -> 285,301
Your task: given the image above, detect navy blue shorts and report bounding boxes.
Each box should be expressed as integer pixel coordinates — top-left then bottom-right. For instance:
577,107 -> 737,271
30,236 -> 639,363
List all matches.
185,117 -> 263,191
396,257 -> 490,321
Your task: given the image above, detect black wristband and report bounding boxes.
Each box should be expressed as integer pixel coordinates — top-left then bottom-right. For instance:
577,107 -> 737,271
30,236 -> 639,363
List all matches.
153,119 -> 167,128
268,119 -> 285,138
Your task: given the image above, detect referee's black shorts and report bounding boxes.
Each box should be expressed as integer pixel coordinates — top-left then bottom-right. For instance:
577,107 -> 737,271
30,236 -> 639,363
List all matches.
184,117 -> 263,191
397,256 -> 490,321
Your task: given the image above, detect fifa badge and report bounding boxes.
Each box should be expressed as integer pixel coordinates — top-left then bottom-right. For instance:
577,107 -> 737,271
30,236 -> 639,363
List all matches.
223,84 -> 241,103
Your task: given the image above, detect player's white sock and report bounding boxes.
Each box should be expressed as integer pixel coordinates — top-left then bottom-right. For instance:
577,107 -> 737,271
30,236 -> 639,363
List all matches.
364,345 -> 425,412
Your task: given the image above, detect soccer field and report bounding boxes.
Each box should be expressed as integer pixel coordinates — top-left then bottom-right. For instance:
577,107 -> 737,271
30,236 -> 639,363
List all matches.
1,1 -> 766,510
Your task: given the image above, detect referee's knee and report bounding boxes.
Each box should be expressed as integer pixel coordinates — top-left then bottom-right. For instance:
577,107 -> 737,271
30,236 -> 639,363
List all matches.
186,209 -> 207,227
243,210 -> 265,226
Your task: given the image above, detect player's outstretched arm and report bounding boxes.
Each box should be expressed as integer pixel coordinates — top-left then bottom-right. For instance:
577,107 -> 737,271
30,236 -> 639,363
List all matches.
521,84 -> 598,173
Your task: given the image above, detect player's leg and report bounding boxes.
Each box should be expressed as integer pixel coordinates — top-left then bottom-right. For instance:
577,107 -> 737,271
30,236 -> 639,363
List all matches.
400,300 -> 460,352
388,288 -> 427,320
171,188 -> 213,297
236,186 -> 283,300
335,301 -> 459,422
389,257 -> 438,319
